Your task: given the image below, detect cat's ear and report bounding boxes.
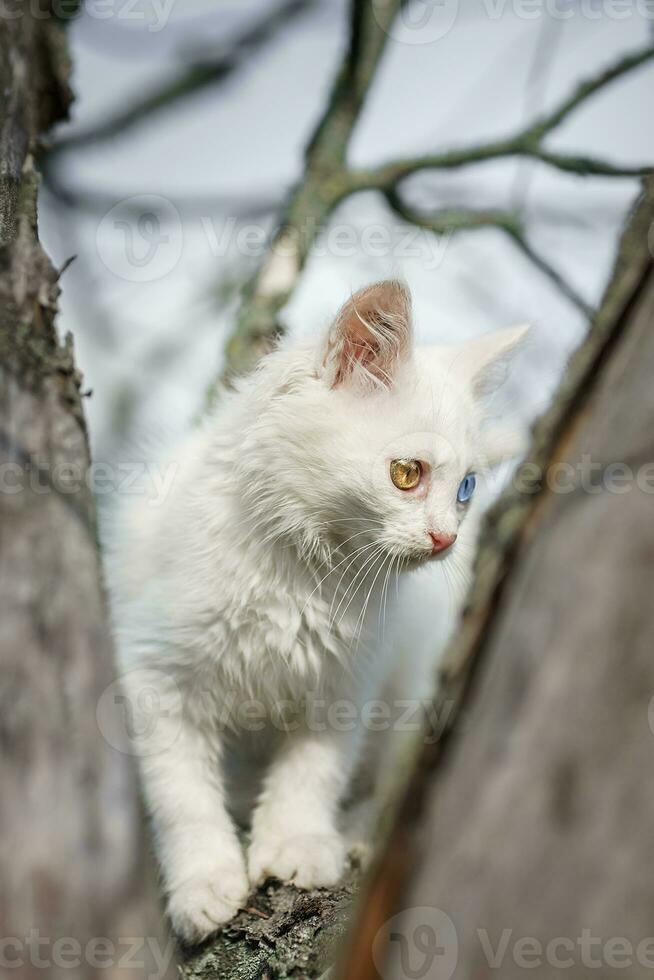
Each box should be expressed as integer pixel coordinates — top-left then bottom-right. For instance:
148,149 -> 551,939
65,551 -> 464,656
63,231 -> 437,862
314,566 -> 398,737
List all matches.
320,280 -> 412,390
458,324 -> 529,398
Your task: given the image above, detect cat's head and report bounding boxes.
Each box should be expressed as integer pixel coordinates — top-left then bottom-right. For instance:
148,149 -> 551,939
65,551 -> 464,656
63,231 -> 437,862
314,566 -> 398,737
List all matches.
240,280 -> 527,569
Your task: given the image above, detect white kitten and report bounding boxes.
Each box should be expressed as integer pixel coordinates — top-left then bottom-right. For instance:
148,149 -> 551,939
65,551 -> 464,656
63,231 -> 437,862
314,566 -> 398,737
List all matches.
109,280 -> 526,943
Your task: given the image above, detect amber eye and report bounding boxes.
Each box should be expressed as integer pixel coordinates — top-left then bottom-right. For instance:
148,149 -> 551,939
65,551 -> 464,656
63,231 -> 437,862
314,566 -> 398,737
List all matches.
390,458 -> 422,490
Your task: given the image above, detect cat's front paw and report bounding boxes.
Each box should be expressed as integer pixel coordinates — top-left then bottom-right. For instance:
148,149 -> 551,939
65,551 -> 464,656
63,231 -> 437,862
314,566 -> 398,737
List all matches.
167,862 -> 249,944
248,832 -> 346,889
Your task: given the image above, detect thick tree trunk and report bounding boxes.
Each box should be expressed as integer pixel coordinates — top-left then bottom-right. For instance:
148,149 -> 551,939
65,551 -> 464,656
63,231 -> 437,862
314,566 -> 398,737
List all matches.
5,8 -> 651,980
338,179 -> 654,980
0,10 -> 175,979
183,176 -> 654,978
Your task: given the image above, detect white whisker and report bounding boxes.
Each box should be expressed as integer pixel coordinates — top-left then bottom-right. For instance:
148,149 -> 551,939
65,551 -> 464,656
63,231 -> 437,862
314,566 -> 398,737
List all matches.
331,545 -> 385,631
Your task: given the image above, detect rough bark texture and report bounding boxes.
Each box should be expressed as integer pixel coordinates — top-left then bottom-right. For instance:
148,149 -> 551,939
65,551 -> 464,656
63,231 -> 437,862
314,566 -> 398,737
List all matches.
185,31 -> 654,975
0,9 -> 175,978
181,872 -> 358,980
4,6 -> 651,979
337,180 -> 654,980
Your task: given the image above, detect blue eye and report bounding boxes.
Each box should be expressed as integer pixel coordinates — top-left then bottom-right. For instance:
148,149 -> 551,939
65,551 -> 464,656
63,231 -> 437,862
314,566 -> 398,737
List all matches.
457,473 -> 476,504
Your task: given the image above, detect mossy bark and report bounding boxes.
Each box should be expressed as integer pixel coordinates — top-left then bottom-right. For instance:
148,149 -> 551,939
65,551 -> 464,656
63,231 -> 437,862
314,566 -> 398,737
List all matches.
337,178 -> 654,980
0,9 -> 175,978
181,873 -> 358,980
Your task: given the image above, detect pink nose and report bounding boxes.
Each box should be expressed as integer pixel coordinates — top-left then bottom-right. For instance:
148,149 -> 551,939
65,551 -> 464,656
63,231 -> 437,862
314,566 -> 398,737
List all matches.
429,531 -> 457,555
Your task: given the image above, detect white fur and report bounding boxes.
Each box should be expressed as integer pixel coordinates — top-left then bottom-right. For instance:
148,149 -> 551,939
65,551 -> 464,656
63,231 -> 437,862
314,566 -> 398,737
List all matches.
108,282 -> 526,943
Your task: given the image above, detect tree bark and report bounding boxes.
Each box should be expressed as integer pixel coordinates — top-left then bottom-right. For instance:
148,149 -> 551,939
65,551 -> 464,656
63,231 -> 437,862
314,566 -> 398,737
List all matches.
5,8 -> 651,980
181,871 -> 358,980
0,10 -> 175,979
337,179 -> 654,980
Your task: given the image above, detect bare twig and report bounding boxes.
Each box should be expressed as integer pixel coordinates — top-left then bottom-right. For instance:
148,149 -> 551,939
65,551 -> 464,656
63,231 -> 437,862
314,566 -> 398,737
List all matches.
385,189 -> 593,317
215,0 -> 407,386
48,0 -> 652,383
521,43 -> 654,141
520,147 -> 651,178
47,0 -> 320,156
385,188 -> 521,236
41,176 -> 280,221
337,177 -> 654,980
215,38 -> 651,382
346,44 -> 654,191
504,225 -> 593,317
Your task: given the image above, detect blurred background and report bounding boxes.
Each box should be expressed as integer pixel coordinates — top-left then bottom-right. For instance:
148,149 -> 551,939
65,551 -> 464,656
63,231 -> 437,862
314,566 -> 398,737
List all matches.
40,0 -> 654,467
38,1 -> 654,688
4,4 -> 652,968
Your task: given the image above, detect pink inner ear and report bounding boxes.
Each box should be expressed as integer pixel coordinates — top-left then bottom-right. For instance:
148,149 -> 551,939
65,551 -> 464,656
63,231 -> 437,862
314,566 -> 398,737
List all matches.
333,320 -> 381,387
325,281 -> 412,389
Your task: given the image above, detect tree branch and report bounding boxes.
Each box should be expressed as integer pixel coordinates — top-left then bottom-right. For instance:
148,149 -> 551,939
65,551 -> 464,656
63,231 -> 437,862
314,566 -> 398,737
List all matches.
385,190 -> 593,317
0,10 -> 176,976
180,871 -> 359,980
346,44 -> 654,191
385,188 -> 520,236
521,42 -> 654,141
47,0 -> 320,156
520,146 -> 652,178
41,175 -> 280,220
50,3 -> 649,382
215,38 -> 651,385
337,176 -> 654,980
215,0 -> 407,387
504,225 -> 593,317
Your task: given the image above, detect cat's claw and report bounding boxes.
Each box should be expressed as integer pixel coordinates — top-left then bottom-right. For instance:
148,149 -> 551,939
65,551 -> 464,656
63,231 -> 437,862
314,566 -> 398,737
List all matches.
167,864 -> 249,944
248,832 -> 346,889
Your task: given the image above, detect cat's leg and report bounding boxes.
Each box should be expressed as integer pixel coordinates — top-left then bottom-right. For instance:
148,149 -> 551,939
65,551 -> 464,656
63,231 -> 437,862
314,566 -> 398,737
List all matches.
125,670 -> 248,943
247,728 -> 356,889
